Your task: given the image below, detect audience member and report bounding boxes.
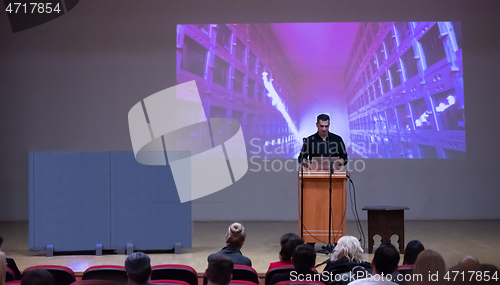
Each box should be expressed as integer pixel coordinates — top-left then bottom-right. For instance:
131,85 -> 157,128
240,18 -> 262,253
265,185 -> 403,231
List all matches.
349,243 -> 400,285
269,244 -> 321,285
0,236 -> 22,280
208,223 -> 252,267
1,251 -> 6,285
478,264 -> 500,284
443,255 -> 480,283
125,252 -> 152,285
20,269 -> 54,285
411,249 -> 446,283
206,253 -> 234,285
268,233 -> 304,271
402,241 -> 425,266
324,235 -> 371,274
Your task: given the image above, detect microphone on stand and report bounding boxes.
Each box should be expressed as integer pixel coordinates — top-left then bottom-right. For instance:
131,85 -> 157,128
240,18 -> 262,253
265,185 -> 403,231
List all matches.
299,137 -> 307,164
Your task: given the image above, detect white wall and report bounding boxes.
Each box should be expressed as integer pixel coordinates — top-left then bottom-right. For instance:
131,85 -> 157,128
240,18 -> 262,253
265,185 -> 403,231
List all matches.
1,0 -> 500,221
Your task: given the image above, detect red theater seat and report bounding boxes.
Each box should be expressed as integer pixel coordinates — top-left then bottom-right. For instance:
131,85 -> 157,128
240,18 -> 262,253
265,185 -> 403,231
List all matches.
23,265 -> 76,285
151,280 -> 191,285
276,281 -> 324,285
151,264 -> 198,285
232,265 -> 259,285
265,266 -> 295,285
82,265 -> 128,284
6,268 -> 17,282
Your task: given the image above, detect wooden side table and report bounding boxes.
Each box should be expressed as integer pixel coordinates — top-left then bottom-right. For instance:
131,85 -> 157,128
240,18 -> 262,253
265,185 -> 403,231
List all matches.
362,206 -> 409,253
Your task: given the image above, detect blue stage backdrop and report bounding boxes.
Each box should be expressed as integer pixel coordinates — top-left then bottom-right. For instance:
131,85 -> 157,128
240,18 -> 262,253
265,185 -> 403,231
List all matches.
29,151 -> 191,252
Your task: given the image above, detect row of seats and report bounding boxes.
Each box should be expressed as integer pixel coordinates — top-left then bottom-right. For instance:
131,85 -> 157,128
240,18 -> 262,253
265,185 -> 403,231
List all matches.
7,280 -> 190,285
6,263 -> 306,285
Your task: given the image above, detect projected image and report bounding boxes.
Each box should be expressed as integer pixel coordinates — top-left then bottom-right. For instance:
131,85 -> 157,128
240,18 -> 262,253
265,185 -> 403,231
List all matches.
176,22 -> 464,159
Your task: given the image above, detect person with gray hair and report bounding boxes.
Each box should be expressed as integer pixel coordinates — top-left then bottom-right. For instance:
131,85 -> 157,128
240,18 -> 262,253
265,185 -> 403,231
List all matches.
323,236 -> 371,275
125,252 -> 152,285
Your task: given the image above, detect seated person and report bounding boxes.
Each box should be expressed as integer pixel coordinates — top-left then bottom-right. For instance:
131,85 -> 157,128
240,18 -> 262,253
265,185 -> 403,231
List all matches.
268,233 -> 304,271
349,243 -> 400,285
0,236 -> 21,280
125,252 -> 152,285
1,251 -> 6,285
269,244 -> 323,285
323,235 -> 370,275
411,249 -> 446,284
446,255 -> 481,284
401,240 -> 424,267
208,223 -> 252,267
206,254 -> 234,285
478,264 -> 500,284
21,269 -> 54,285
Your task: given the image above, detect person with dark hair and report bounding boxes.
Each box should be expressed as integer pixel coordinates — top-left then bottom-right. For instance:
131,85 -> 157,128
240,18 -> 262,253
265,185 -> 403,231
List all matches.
298,113 -> 348,168
21,269 -> 55,285
349,243 -> 399,285
402,240 -> 424,265
125,252 -> 152,285
478,264 -> 500,284
0,236 -> 21,280
269,244 -> 322,285
267,233 -> 304,271
206,253 -> 234,285
208,222 -> 252,266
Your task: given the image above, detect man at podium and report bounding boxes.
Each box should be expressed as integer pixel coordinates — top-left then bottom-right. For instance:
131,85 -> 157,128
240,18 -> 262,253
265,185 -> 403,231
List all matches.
298,114 -> 348,168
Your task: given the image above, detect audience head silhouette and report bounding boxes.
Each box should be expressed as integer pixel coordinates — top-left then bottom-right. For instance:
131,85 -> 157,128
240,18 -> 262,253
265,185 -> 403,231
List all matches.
292,244 -> 316,273
21,269 -> 54,285
206,253 -> 234,285
413,249 -> 446,281
0,251 -> 6,285
125,252 -> 152,285
279,233 -> 304,262
372,243 -> 400,275
331,235 -> 364,262
403,240 -> 425,265
225,222 -> 246,249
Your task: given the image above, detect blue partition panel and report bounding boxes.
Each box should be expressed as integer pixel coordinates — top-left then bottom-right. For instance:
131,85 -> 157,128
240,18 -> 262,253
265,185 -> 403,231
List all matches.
29,151 -> 192,252
110,152 -> 191,250
29,152 -> 111,251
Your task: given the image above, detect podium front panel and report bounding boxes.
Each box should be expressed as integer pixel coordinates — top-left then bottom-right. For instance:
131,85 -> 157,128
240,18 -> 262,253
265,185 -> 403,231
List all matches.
298,169 -> 346,243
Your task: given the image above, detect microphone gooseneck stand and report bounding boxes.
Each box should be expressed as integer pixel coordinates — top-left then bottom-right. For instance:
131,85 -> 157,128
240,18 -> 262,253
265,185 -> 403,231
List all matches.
317,135 -> 336,255
327,135 -> 334,253
300,137 -> 306,239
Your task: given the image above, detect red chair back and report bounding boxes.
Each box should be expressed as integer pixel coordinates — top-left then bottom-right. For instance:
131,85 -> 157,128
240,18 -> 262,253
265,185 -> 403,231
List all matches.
23,265 -> 76,285
151,264 -> 198,285
6,281 -> 21,285
6,268 -> 16,282
230,281 -> 260,285
265,266 -> 294,285
276,281 -> 324,285
232,265 -> 259,285
82,265 -> 128,284
71,280 -> 119,285
151,280 -> 191,285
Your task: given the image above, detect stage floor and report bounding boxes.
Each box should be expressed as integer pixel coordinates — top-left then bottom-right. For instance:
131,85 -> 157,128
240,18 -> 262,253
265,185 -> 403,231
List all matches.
1,220 -> 499,275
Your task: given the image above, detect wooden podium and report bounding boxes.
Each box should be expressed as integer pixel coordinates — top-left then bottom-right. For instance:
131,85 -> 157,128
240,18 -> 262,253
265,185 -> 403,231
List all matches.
298,168 -> 346,243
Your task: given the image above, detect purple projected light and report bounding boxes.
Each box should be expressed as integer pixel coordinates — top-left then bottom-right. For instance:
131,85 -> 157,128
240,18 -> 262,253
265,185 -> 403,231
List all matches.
176,22 -> 464,159
262,71 -> 300,146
